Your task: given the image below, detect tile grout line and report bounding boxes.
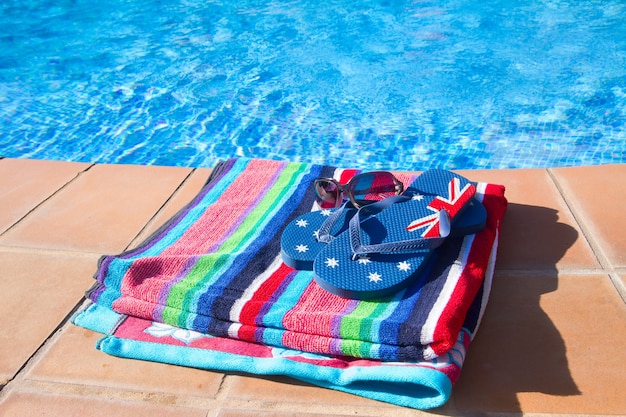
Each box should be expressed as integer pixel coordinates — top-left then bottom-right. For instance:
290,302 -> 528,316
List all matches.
213,374 -> 233,402
0,297 -> 90,396
3,163 -> 622,415
123,168 -> 198,251
0,165 -> 102,396
547,168 -> 626,303
0,167 -> 208,401
10,378 -> 221,410
1,168 -> 214,401
6,374 -> 441,417
0,244 -> 104,258
0,164 -> 95,239
0,163 -> 102,397
495,268 -> 608,276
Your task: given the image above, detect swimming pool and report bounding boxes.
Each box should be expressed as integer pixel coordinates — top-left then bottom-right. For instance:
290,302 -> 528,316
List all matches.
1,0 -> 624,171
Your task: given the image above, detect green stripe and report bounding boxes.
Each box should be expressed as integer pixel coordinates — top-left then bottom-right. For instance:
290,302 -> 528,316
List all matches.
164,162 -> 308,327
339,299 -> 391,358
339,302 -> 376,341
337,339 -> 373,359
160,252 -> 230,326
179,162 -> 309,326
358,302 -> 390,357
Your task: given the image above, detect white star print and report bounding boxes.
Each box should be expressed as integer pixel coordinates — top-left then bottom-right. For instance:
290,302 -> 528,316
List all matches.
368,272 -> 382,283
325,258 -> 339,268
357,257 -> 372,265
296,219 -> 308,227
412,194 -> 424,201
320,209 -> 332,217
295,244 -> 308,253
397,261 -> 411,272
313,229 -> 320,239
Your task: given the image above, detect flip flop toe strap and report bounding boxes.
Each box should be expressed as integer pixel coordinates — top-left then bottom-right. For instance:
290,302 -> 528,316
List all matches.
315,201 -> 355,244
347,198 -> 451,260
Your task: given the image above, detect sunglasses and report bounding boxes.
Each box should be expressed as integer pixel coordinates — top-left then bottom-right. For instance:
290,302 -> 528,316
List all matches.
313,171 -> 404,209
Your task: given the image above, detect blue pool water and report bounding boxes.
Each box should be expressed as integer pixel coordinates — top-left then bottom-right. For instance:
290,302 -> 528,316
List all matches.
0,0 -> 625,170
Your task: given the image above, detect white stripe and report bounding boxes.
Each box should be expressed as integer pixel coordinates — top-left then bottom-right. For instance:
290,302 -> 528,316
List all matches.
421,182 -> 489,350
334,168 -> 348,181
475,182 -> 487,202
189,164 -> 321,315
472,228 -> 498,340
423,345 -> 436,360
420,233 -> 475,346
420,182 -> 498,359
227,322 -> 241,339
229,254 -> 284,323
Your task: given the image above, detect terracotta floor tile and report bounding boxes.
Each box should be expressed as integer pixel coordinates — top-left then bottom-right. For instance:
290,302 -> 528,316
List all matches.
217,410 -> 354,417
221,375 -> 446,416
0,164 -> 191,254
0,390 -> 208,417
129,168 -> 212,248
551,164 -> 626,268
0,158 -> 90,234
458,168 -> 598,271
0,249 -> 98,385
2,160 -> 623,417
453,273 -> 626,415
26,324 -> 224,398
224,375 -> 394,409
618,273 -> 626,292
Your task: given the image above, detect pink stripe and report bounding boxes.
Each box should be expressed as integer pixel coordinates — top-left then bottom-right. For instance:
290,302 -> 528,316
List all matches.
160,159 -> 286,255
393,171 -> 418,187
115,160 -> 286,316
282,281 -> 353,338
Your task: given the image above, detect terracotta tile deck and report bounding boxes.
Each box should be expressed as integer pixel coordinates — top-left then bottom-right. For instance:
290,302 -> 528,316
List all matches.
0,157 -> 624,417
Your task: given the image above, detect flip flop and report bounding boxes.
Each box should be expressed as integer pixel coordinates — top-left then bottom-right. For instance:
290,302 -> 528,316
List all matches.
281,201 -> 359,270
312,169 -> 478,299
281,170 -> 486,270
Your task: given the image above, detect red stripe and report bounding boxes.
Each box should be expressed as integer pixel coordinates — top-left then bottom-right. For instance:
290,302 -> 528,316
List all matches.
166,159 -> 286,255
234,324 -> 257,343
407,218 -> 440,237
282,330 -> 334,355
407,218 -> 435,231
429,183 -> 507,356
116,160 -> 286,317
339,169 -> 360,183
422,224 -> 440,238
236,264 -> 296,341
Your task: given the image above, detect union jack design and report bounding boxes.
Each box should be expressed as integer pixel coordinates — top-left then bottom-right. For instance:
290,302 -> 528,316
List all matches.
406,178 -> 476,237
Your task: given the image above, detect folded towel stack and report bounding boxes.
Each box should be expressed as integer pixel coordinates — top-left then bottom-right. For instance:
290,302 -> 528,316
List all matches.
75,158 -> 507,409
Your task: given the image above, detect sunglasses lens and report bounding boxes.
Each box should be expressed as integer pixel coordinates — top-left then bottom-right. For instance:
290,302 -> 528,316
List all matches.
314,179 -> 340,208
348,172 -> 402,207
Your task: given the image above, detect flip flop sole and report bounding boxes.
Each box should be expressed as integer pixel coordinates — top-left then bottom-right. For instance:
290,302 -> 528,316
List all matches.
281,205 -> 356,270
281,170 -> 486,271
408,170 -> 486,236
313,170 -> 477,299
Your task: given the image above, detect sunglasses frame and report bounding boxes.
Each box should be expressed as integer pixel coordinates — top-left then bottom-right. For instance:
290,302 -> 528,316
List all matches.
313,171 -> 404,209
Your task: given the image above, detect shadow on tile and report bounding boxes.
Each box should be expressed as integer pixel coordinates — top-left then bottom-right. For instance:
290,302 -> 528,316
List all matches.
496,201 -> 594,270
452,203 -> 581,413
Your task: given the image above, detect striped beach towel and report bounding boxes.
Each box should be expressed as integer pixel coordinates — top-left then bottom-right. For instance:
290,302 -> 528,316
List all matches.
73,265 -> 491,410
87,158 -> 507,362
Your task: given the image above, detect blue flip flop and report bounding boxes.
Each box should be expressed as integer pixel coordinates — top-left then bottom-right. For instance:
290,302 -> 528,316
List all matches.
281,201 -> 359,270
312,170 -> 478,299
281,170 -> 486,271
